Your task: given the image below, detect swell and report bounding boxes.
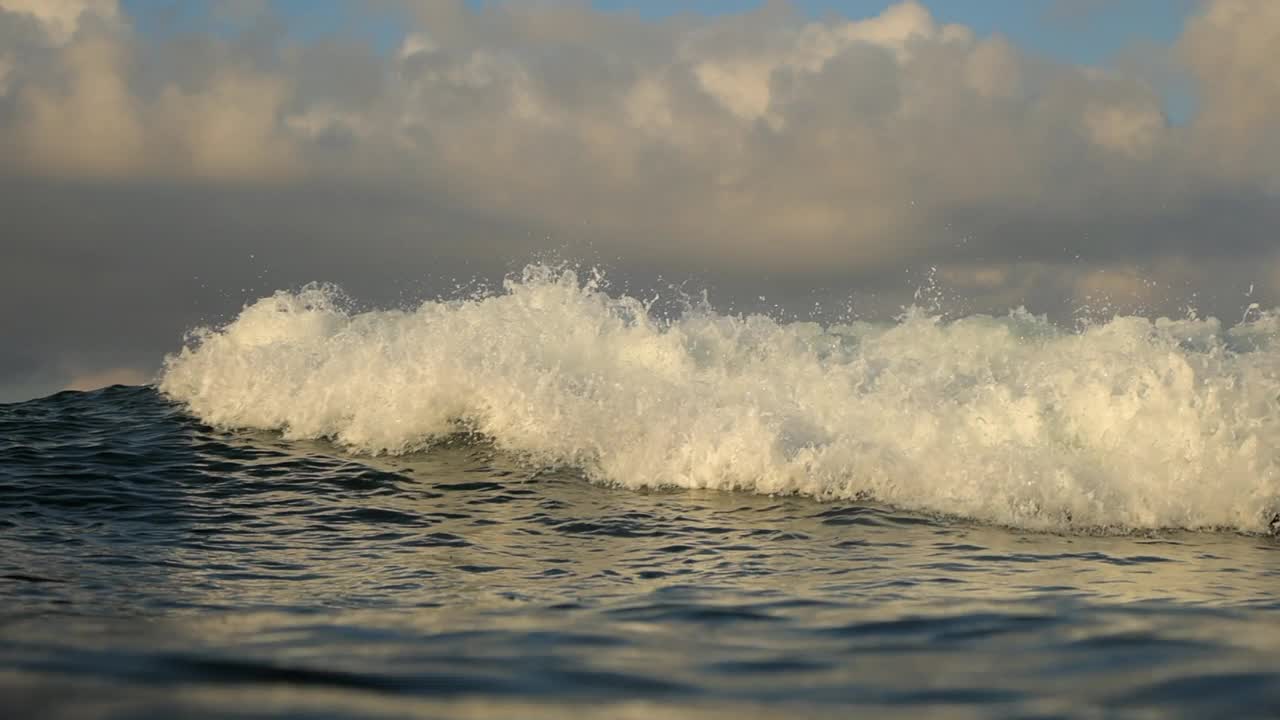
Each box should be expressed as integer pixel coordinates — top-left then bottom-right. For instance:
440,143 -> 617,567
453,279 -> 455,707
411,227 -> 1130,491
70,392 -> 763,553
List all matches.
158,265 -> 1280,534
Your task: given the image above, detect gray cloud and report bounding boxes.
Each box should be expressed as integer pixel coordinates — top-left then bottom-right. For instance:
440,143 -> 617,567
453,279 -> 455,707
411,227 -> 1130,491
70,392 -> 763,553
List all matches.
0,0 -> 1278,400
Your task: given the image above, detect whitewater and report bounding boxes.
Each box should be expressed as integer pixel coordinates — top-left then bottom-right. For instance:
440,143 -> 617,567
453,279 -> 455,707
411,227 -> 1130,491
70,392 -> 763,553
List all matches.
159,264 -> 1280,535
9,266 -> 1280,718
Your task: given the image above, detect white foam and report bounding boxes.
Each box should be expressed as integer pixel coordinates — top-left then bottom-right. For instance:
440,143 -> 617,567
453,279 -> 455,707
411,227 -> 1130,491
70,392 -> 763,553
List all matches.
160,265 -> 1280,534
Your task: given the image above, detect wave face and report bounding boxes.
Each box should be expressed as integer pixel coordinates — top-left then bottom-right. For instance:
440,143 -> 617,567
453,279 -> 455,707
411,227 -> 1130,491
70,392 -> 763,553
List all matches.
160,265 -> 1280,534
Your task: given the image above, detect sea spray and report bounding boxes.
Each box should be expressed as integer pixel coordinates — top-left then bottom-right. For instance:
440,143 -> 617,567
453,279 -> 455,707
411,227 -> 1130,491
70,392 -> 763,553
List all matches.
160,265 -> 1280,534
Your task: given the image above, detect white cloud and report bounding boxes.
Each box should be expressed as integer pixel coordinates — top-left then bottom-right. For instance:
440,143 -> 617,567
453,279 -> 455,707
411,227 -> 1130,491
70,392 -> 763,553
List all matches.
0,0 -> 1277,288
15,34 -> 144,177
155,69 -> 296,181
0,0 -> 118,44
1182,0 -> 1280,187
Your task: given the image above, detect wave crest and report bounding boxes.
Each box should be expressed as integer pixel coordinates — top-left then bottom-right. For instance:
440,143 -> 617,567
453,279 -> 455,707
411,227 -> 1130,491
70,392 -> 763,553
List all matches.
160,265 -> 1280,534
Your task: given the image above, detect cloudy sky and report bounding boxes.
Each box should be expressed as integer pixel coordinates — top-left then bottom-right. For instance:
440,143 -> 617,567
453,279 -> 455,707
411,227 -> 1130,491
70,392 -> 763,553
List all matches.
1,0 -> 1277,401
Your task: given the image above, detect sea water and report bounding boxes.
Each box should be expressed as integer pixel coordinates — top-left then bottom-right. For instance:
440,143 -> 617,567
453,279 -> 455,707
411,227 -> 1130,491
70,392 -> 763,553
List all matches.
4,266 -> 1280,718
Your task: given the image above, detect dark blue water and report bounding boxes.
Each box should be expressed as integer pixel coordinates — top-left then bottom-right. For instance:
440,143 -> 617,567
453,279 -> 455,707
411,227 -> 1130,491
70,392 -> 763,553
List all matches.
4,385 -> 1280,718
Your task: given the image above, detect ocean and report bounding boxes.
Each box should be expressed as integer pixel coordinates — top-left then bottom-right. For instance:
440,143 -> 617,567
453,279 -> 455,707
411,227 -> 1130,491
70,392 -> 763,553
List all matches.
4,266 -> 1280,718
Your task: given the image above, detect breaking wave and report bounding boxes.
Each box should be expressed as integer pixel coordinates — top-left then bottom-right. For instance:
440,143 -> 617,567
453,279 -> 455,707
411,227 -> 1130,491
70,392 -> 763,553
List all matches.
160,265 -> 1280,534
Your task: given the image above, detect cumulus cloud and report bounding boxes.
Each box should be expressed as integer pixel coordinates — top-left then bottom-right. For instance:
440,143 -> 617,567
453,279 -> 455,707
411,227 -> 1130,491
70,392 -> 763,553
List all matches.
0,0 -> 298,180
0,0 -> 1278,399
0,0 -> 118,44
1182,0 -> 1280,189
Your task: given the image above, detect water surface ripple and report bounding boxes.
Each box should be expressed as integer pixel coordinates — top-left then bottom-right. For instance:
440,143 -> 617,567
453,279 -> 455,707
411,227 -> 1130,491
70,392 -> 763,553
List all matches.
4,386 -> 1280,718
